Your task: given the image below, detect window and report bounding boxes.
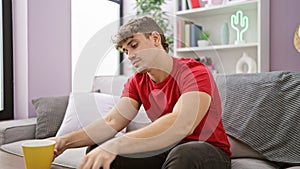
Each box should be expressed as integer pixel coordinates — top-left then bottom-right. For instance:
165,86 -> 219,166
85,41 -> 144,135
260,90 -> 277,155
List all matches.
71,0 -> 122,91
0,0 -> 14,120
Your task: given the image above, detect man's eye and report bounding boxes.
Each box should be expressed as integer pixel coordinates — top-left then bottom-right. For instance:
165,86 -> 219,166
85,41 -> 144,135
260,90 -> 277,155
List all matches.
131,43 -> 138,48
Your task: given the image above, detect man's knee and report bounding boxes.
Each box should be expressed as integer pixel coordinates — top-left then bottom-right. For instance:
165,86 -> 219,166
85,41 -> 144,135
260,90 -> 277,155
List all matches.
163,142 -> 231,169
162,142 -> 205,169
168,142 -> 198,158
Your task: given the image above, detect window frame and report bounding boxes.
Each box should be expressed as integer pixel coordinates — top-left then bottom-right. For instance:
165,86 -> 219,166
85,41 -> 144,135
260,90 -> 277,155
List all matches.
0,0 -> 14,120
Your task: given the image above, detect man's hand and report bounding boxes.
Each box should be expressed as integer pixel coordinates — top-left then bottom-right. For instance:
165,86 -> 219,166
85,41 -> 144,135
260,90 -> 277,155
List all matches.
48,137 -> 68,159
78,146 -> 117,169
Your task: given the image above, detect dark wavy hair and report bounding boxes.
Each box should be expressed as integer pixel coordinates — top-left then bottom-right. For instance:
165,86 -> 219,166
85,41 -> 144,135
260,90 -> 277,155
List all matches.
112,16 -> 169,53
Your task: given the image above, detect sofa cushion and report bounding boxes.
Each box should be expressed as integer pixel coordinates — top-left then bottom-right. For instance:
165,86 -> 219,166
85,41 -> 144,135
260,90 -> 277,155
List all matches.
56,92 -> 151,136
92,75 -> 129,95
216,71 -> 300,163
91,75 -> 152,131
231,158 -> 279,169
32,96 -> 69,139
126,105 -> 152,132
56,92 -> 124,136
0,118 -> 36,145
0,139 -> 86,168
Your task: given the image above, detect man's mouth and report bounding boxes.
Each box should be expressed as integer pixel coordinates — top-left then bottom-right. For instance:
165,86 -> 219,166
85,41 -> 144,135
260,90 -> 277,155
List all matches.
132,58 -> 141,67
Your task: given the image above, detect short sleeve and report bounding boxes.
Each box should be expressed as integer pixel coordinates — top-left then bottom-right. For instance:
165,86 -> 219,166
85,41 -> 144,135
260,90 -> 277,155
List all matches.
179,62 -> 212,96
121,76 -> 142,103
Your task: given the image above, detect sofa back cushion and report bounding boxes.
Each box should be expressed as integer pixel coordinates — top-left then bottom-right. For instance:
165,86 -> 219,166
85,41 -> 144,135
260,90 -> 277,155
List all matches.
32,96 -> 69,139
215,71 -> 300,163
56,92 -> 124,136
92,75 -> 152,131
92,75 -> 129,95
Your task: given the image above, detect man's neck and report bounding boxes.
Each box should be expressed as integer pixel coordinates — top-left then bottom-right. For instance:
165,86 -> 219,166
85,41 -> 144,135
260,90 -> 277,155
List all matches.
147,55 -> 173,83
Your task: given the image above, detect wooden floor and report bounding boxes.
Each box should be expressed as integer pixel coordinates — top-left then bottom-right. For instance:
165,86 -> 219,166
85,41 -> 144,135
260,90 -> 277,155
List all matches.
0,150 -> 71,169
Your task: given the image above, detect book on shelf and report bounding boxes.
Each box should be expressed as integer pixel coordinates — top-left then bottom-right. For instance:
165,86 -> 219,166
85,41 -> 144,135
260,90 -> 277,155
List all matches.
188,0 -> 201,9
177,0 -> 182,11
176,21 -> 203,48
183,0 -> 187,11
178,0 -> 201,11
184,23 -> 191,47
190,23 -> 202,47
176,20 -> 185,48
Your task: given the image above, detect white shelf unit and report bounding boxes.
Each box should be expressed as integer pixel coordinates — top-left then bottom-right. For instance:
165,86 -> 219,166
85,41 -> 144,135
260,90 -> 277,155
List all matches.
173,0 -> 269,74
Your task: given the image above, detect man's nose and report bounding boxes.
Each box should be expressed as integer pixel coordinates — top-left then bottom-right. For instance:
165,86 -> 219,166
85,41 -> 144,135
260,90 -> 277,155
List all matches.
128,53 -> 136,61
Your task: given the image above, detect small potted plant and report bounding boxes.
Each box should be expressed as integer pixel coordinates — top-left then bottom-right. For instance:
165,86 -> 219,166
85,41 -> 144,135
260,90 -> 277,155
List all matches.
197,31 -> 210,47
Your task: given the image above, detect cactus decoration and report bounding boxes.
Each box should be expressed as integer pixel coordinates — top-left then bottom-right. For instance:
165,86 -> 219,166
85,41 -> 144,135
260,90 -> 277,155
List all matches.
231,10 -> 249,44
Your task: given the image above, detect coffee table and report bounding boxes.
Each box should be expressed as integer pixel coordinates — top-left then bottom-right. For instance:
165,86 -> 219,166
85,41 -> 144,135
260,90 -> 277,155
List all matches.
0,150 -> 71,169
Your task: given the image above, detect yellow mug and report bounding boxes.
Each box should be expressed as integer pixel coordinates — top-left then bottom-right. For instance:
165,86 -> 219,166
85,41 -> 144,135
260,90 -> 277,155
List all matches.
22,139 -> 56,169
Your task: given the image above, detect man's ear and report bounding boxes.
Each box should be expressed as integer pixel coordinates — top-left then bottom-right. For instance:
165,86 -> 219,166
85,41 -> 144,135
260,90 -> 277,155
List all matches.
151,31 -> 161,46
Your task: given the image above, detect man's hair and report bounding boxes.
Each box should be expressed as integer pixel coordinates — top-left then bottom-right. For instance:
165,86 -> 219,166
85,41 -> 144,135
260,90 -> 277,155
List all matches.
112,16 -> 169,53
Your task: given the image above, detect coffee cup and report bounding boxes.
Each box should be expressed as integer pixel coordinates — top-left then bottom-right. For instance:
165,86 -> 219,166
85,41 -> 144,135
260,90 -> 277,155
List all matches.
22,139 -> 56,169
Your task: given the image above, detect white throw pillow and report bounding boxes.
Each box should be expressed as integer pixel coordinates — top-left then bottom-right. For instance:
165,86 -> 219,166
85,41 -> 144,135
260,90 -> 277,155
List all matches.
56,92 -> 152,137
56,92 -> 122,136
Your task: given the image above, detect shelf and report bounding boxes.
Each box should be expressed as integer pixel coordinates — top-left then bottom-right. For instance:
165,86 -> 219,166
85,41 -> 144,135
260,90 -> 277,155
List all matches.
176,43 -> 258,52
174,0 -> 269,73
176,0 -> 257,19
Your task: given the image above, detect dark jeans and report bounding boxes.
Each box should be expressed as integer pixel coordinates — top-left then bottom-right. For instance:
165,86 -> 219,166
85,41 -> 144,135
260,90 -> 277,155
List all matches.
86,141 -> 231,169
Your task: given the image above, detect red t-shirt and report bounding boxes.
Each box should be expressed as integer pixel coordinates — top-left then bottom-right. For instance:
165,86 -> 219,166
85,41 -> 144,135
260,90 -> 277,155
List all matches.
122,57 -> 231,156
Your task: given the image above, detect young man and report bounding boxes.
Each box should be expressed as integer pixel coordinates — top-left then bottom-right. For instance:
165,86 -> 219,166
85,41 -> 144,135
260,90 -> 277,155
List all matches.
53,16 -> 231,169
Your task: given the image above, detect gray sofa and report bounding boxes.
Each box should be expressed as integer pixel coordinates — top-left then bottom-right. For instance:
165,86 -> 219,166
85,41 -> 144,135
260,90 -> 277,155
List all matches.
1,71 -> 300,169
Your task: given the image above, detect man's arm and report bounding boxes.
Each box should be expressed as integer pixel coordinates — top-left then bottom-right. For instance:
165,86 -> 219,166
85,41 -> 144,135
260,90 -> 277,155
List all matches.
53,97 -> 140,156
100,91 -> 211,155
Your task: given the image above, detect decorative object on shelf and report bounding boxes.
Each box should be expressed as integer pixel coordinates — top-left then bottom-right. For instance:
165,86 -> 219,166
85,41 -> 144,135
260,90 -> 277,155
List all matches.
195,56 -> 217,74
197,30 -> 210,47
294,24 -> 300,53
228,0 -> 248,3
202,0 -> 225,7
235,52 -> 257,73
231,10 -> 249,44
221,22 -> 230,45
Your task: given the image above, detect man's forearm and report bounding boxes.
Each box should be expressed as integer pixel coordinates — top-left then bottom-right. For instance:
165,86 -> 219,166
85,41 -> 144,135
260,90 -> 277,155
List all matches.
61,118 -> 120,149
99,112 -> 190,155
61,128 -> 95,149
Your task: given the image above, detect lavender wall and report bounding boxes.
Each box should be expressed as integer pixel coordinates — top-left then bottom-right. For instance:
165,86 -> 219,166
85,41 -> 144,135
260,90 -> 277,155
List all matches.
13,0 -> 71,118
270,0 -> 300,71
27,0 -> 71,117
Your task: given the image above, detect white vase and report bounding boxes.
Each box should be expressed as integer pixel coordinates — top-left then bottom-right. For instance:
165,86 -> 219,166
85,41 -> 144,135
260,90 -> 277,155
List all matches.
235,52 -> 257,73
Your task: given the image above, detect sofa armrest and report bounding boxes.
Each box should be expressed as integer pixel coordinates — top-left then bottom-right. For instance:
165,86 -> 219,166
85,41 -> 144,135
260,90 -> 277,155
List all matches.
0,118 -> 36,145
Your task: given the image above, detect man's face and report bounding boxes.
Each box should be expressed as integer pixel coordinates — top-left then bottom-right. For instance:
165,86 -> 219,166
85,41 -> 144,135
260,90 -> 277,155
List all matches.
122,32 -> 163,73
